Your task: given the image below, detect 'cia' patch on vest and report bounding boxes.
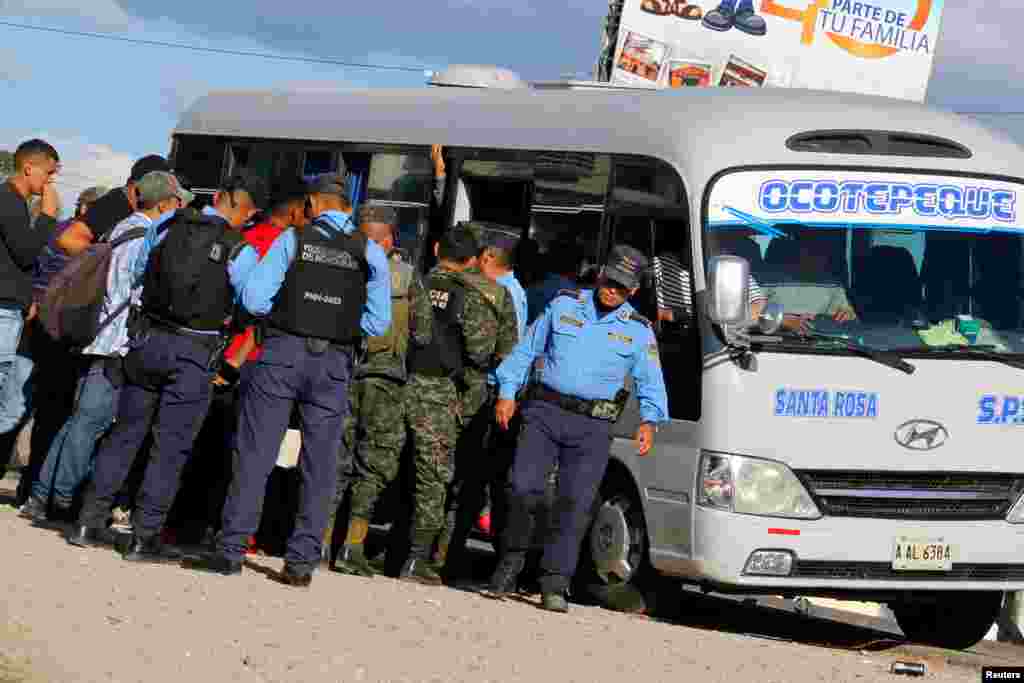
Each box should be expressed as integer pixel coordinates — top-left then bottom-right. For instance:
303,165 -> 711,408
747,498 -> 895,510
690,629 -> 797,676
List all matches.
430,289 -> 451,310
559,315 -> 584,328
208,242 -> 224,263
608,332 -> 633,345
301,243 -> 360,270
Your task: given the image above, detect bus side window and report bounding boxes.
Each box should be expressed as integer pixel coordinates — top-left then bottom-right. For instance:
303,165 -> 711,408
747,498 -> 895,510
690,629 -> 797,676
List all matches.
367,151 -> 433,271
441,149 -> 610,321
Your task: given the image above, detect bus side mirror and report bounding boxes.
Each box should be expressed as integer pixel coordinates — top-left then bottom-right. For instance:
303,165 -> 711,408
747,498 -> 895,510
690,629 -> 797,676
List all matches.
707,255 -> 751,326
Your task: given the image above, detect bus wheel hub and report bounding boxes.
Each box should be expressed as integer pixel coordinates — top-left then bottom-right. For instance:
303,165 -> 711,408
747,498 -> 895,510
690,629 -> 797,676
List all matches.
591,501 -> 633,583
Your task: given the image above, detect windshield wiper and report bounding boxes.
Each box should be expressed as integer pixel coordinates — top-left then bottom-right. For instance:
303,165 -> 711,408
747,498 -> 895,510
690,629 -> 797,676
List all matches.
751,332 -> 915,375
890,344 -> 1024,370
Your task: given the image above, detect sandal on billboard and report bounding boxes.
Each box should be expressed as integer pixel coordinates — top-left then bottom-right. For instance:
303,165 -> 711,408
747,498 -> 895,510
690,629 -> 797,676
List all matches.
641,0 -> 671,15
673,1 -> 703,20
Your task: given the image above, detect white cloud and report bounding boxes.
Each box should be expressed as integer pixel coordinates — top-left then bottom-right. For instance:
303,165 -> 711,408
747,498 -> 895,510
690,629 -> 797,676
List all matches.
928,2 -> 1024,109
4,133 -> 134,218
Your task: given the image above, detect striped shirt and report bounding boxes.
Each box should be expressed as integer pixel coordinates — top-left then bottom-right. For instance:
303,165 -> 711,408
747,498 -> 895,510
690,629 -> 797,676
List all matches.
652,253 -> 765,316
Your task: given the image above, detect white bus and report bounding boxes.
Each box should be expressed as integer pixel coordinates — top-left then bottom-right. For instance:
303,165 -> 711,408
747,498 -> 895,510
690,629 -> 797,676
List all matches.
172,86 -> 1024,648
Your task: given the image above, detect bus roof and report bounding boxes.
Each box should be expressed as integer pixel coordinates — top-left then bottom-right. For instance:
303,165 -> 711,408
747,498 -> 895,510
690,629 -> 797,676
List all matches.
174,87 -> 1024,187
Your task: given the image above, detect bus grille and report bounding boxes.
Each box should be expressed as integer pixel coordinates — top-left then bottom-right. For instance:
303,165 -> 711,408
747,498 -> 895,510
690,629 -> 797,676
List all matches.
791,561 -> 1024,582
796,471 -> 1024,521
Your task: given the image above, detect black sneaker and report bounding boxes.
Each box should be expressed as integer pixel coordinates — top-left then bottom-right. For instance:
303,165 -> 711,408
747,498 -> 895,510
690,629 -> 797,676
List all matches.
18,496 -> 47,523
479,552 -> 526,600
182,552 -> 243,577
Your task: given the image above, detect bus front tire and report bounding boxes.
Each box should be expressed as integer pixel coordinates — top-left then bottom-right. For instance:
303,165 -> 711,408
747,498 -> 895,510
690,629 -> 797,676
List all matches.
574,470 -> 655,613
891,591 -> 1002,650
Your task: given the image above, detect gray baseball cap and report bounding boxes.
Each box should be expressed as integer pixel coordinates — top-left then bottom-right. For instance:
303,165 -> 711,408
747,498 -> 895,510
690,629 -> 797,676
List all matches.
137,171 -> 194,207
602,244 -> 648,290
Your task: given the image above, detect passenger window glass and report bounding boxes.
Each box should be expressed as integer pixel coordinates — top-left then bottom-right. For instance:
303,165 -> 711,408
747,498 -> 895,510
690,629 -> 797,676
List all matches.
171,135 -> 225,190
303,149 -> 340,178
368,152 -> 433,204
608,156 -> 696,421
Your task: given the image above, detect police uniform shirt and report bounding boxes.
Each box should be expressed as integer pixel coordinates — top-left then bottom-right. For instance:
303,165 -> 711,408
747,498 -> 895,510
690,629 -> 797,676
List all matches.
241,209 -> 391,336
495,289 -> 669,424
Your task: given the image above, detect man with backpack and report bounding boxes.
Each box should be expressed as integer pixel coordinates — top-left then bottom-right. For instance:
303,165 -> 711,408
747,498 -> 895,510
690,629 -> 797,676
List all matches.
188,172 -> 391,586
22,172 -> 192,522
68,174 -> 264,556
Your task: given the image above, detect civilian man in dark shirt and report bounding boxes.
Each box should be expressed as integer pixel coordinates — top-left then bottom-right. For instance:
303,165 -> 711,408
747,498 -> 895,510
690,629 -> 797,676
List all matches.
56,154 -> 170,256
0,139 -> 60,478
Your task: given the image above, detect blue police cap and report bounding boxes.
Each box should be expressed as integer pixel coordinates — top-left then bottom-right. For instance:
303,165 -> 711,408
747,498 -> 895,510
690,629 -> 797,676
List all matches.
603,244 -> 648,289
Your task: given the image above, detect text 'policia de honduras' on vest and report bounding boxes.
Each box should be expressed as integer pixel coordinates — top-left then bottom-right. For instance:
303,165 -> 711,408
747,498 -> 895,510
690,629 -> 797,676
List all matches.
178,172 -> 392,585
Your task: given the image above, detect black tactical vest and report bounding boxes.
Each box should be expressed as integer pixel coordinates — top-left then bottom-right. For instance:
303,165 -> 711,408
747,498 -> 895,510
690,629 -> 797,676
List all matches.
407,272 -> 467,378
268,220 -> 369,343
142,209 -> 246,331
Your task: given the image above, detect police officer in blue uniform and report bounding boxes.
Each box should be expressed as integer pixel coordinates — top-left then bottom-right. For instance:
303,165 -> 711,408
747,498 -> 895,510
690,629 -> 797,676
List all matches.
483,244 -> 668,613
69,174 -> 265,558
188,173 -> 391,586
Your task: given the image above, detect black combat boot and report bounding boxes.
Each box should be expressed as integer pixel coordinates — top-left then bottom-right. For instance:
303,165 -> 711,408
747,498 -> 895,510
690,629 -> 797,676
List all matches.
479,551 -> 526,600
66,525 -> 111,549
182,552 -> 243,576
540,591 -> 569,613
278,564 -> 313,588
398,531 -> 444,585
121,533 -> 183,563
331,517 -> 376,578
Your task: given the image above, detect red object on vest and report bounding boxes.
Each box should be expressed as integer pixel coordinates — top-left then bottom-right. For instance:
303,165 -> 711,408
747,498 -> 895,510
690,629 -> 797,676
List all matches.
225,221 -> 284,363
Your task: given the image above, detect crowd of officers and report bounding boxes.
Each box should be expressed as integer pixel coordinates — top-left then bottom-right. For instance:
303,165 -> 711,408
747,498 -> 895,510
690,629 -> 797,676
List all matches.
2,139 -> 668,614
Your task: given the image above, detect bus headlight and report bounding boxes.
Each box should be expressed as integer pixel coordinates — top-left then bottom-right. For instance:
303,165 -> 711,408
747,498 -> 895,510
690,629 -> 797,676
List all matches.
698,451 -> 821,520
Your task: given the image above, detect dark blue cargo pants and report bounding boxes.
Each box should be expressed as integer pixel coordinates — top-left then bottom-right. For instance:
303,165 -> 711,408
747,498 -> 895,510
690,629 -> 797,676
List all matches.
79,329 -> 217,536
501,399 -> 612,593
218,334 -> 352,573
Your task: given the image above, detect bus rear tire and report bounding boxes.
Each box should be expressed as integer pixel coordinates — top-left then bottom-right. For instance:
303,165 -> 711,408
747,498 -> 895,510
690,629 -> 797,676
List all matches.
891,591 -> 1002,650
574,470 -> 654,613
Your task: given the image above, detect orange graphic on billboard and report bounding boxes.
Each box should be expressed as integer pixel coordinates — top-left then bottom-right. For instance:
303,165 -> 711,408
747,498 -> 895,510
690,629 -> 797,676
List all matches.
760,0 -> 933,59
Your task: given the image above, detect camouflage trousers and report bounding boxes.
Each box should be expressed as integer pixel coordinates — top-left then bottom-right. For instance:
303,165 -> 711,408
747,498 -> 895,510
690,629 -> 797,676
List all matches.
345,376 -> 408,521
406,373 -> 460,541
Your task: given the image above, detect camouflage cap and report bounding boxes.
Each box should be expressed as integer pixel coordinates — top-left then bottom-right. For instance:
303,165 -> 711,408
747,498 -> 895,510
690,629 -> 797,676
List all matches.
457,221 -> 520,253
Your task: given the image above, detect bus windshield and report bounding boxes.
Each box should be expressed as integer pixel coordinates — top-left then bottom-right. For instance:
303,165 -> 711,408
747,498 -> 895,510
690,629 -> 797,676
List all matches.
704,170 -> 1024,355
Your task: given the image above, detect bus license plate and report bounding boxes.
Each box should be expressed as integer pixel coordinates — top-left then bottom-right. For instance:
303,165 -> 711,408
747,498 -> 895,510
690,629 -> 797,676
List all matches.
892,536 -> 955,571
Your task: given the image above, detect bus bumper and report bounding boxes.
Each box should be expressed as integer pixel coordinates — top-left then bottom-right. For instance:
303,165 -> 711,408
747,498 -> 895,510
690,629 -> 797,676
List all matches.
659,507 -> 1024,594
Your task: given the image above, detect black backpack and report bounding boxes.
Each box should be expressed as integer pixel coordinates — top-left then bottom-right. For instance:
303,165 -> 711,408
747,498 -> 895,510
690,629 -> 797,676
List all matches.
141,209 -> 245,330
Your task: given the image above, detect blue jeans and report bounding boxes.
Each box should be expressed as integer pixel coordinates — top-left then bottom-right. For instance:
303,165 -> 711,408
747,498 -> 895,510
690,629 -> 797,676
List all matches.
0,308 -> 27,435
32,357 -> 119,508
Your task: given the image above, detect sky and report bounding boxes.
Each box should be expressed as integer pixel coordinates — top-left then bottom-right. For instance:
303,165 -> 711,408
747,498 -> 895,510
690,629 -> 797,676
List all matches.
0,0 -> 1021,215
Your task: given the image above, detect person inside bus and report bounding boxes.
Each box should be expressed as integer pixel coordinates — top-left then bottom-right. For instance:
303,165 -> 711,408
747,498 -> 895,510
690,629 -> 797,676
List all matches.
759,231 -> 856,333
654,231 -> 766,325
526,239 -> 583,325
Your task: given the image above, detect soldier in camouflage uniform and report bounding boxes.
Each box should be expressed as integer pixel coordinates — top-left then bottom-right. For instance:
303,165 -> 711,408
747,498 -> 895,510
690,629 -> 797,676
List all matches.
328,205 -> 427,577
440,223 -> 520,576
399,224 -> 508,584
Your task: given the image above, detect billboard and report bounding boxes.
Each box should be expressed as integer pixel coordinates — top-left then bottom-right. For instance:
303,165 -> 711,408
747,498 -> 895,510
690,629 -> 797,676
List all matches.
608,0 -> 945,102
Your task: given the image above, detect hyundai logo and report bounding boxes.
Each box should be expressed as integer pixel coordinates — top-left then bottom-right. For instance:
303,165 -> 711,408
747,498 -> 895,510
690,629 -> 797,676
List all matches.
894,420 -> 949,451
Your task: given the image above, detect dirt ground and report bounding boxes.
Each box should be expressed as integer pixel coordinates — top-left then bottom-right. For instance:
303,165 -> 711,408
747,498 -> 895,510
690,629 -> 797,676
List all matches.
0,481 -> 1021,683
